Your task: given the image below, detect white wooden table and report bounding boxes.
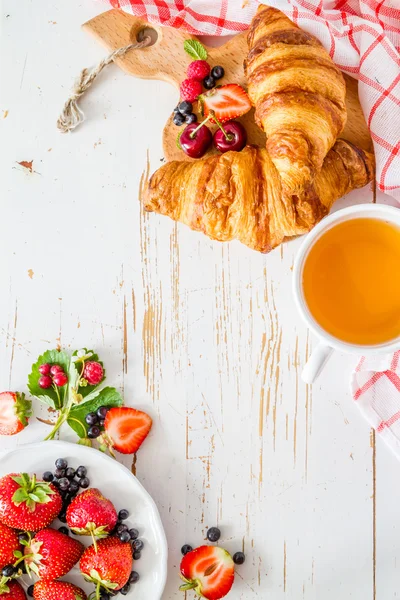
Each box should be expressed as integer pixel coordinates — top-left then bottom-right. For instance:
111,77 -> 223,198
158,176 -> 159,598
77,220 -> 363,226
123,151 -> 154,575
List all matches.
1,2 -> 400,599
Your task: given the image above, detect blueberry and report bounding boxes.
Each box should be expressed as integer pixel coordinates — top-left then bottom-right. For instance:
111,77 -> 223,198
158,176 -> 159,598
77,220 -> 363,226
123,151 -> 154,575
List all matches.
233,551 -> 245,565
173,112 -> 185,126
76,466 -> 87,478
211,66 -> 225,80
116,524 -> 128,535
178,101 -> 193,115
88,425 -> 101,439
207,527 -> 221,542
52,478 -> 60,488
58,526 -> 69,535
120,531 -> 131,543
2,565 -> 15,578
54,468 -> 66,478
18,532 -> 29,544
69,480 -> 79,494
58,477 -> 70,491
58,511 -> 67,523
118,509 -> 129,521
79,477 -> 90,489
42,471 -> 54,482
85,412 -> 99,426
129,571 -> 140,584
99,419 -> 105,428
181,544 -> 193,555
133,551 -> 141,560
120,583 -> 131,595
97,406 -> 109,419
129,528 -> 139,540
100,595 -> 110,600
173,105 -> 180,114
27,585 -> 34,597
65,467 -> 76,479
185,113 -> 197,124
133,539 -> 144,552
203,75 -> 216,90
55,458 -> 68,470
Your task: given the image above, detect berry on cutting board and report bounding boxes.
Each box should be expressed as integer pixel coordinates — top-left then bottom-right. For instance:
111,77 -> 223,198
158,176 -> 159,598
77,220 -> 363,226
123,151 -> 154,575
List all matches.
187,60 -> 210,81
33,580 -> 87,600
0,391 -> 32,436
173,112 -> 186,127
203,75 -> 216,90
178,101 -> 193,115
213,121 -> 247,153
180,546 -> 235,600
199,84 -> 252,123
178,121 -> 213,159
103,407 -> 153,455
211,66 -> 225,80
180,79 -> 202,103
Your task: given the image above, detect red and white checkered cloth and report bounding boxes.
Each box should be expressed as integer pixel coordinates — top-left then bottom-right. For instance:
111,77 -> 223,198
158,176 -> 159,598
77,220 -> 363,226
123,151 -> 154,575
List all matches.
106,0 -> 400,200
353,351 -> 400,458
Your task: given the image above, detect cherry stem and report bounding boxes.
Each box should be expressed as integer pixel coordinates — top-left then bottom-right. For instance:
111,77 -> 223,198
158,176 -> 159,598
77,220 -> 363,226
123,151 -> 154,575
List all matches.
210,111 -> 234,141
189,114 -> 211,139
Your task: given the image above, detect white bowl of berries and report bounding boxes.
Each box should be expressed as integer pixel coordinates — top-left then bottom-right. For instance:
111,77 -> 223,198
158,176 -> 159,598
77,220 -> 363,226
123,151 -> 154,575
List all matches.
0,440 -> 168,600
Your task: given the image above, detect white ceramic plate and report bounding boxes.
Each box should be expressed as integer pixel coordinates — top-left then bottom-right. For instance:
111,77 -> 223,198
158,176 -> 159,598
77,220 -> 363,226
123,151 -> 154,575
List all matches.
0,441 -> 168,599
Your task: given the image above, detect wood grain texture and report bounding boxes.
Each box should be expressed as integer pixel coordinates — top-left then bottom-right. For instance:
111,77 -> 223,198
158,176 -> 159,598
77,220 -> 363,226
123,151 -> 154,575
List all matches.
83,9 -> 373,163
1,2 -> 399,600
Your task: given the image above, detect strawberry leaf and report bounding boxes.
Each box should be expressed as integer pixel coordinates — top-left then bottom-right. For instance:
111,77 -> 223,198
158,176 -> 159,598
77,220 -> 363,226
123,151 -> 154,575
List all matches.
67,387 -> 123,438
28,350 -> 71,409
184,39 -> 207,60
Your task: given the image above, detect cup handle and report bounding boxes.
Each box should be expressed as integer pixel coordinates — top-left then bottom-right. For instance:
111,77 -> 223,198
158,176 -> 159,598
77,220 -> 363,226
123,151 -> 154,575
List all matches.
302,343 -> 333,384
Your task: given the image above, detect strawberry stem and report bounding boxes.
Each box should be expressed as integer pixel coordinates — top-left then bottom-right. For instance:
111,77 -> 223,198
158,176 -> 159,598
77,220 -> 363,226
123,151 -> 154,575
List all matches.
210,110 -> 234,141
189,114 -> 212,139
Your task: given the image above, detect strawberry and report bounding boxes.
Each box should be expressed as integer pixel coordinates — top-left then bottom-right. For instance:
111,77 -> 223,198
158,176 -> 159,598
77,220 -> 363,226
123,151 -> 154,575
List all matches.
199,84 -> 252,123
24,528 -> 84,579
0,581 -> 26,599
0,474 -> 62,531
0,522 -> 20,570
66,488 -> 117,550
80,536 -> 133,595
103,407 -> 152,455
187,60 -> 210,81
33,580 -> 87,600
180,546 -> 235,600
0,392 -> 32,436
83,361 -> 104,385
180,79 -> 202,103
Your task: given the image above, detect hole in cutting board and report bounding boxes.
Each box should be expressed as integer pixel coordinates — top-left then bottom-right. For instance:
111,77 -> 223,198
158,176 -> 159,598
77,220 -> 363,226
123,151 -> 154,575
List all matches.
136,27 -> 158,47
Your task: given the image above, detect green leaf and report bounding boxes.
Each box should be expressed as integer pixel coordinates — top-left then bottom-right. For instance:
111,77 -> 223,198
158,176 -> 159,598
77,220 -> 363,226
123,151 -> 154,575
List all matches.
28,350 -> 71,409
184,39 -> 207,60
67,387 -> 123,438
72,349 -> 105,399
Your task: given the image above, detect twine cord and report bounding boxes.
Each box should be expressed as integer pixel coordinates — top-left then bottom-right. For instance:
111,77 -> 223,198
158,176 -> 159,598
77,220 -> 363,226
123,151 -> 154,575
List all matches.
57,36 -> 151,134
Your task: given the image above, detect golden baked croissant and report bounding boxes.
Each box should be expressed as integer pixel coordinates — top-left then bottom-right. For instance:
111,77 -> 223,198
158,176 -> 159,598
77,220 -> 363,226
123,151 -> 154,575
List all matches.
144,141 -> 374,253
245,6 -> 347,195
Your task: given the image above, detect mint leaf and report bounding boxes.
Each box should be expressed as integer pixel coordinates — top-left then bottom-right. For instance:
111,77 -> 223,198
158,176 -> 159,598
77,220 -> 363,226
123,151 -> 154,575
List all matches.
72,349 -> 105,398
67,387 -> 123,438
28,350 -> 71,409
184,40 -> 207,60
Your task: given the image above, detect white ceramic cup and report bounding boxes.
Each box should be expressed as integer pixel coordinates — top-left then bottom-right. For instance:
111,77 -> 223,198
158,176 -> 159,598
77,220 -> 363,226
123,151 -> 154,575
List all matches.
293,203 -> 400,384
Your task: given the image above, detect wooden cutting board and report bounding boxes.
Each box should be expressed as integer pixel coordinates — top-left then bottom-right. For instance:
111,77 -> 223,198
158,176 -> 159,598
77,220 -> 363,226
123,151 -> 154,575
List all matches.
83,9 -> 373,162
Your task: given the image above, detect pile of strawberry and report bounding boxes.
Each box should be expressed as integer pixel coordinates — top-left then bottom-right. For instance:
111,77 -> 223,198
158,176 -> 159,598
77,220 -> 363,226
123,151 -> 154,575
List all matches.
174,41 -> 252,160
0,460 -> 143,600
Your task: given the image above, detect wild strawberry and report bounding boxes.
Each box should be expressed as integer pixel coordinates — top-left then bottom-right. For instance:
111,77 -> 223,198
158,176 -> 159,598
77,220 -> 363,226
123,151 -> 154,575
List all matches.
0,522 -> 20,570
53,372 -> 68,387
0,580 -> 26,600
38,363 -> 51,375
199,84 -> 252,123
83,361 -> 104,385
180,79 -> 202,103
0,392 -> 32,436
50,365 -> 63,376
187,60 -> 210,81
180,546 -> 235,600
24,528 -> 84,579
80,537 -> 133,593
33,580 -> 87,600
103,407 -> 152,455
66,488 -> 117,550
38,376 -> 52,389
0,473 -> 62,531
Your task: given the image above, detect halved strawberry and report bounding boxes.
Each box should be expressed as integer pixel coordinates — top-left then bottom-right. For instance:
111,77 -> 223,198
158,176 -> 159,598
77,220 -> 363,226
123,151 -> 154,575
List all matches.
103,407 -> 152,455
0,392 -> 32,436
199,84 -> 252,123
180,545 -> 235,600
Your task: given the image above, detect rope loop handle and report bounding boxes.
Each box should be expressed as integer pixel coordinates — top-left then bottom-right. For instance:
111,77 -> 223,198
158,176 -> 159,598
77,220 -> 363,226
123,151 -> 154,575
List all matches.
57,36 -> 152,134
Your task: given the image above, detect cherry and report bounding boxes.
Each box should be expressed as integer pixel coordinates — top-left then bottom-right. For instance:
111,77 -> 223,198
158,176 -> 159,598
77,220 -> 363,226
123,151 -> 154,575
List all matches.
38,375 -> 52,389
180,122 -> 212,159
53,372 -> 68,387
213,120 -> 247,153
39,363 -> 51,375
50,364 -> 64,376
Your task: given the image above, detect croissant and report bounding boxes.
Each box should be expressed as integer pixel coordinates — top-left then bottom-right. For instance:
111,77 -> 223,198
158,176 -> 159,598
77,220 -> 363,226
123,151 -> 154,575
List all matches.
144,141 -> 374,253
245,6 -> 347,195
